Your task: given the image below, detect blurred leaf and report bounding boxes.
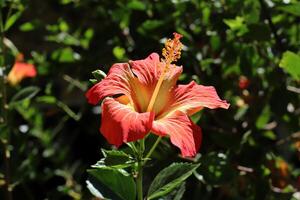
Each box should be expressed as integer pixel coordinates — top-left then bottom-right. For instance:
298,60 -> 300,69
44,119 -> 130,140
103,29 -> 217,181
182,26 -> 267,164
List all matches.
262,131 -> 276,140
51,47 -> 80,63
4,10 -> 23,31
210,35 -> 221,51
89,79 -> 98,84
87,168 -> 136,200
19,22 -> 35,31
279,51 -> 300,80
147,163 -> 199,200
113,46 -> 126,60
138,20 -> 164,35
59,0 -> 75,5
59,20 -> 69,32
240,130 -> 252,147
278,3 -> 300,17
197,152 -> 236,185
3,37 -> 18,55
243,1 -> 260,24
190,111 -> 202,124
36,95 -> 57,104
234,105 -> 249,120
127,0 -> 146,10
224,16 -> 249,36
46,32 -> 81,46
10,86 -> 40,105
256,105 -> 271,129
57,100 -> 81,121
84,28 -> 94,39
81,28 -> 94,48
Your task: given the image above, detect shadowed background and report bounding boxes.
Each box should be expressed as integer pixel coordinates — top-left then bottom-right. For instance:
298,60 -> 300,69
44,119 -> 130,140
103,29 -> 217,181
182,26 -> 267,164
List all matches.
1,0 -> 300,199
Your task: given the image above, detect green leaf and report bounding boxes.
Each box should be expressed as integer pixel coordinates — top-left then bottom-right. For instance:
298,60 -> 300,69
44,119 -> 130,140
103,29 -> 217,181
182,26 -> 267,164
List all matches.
262,131 -> 276,140
161,182 -> 186,200
4,10 -> 23,31
10,86 -> 40,105
147,163 -> 199,200
92,69 -> 107,81
171,182 -> 185,200
86,180 -> 104,198
51,47 -> 80,63
255,105 -> 271,129
278,3 -> 300,17
3,37 -> 18,55
19,22 -> 35,32
0,0 -> 4,7
59,0 -> 74,5
127,0 -> 146,10
57,100 -> 81,121
224,16 -> 249,36
84,28 -> 94,39
87,168 -> 136,200
113,46 -> 126,60
138,20 -> 164,35
190,110 -> 202,124
100,149 -> 133,168
279,51 -> 300,80
89,79 -> 98,84
36,95 -> 57,104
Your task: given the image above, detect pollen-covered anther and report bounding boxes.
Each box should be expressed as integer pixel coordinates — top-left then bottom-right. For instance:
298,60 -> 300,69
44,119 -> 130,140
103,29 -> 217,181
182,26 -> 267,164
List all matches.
162,32 -> 183,65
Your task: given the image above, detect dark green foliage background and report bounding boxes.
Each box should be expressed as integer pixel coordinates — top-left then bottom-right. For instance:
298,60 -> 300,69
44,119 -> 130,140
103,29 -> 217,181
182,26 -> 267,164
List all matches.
1,0 -> 300,199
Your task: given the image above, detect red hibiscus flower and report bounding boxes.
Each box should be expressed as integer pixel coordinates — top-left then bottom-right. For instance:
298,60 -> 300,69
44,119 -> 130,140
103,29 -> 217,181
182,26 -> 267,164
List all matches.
86,33 -> 229,157
7,54 -> 37,85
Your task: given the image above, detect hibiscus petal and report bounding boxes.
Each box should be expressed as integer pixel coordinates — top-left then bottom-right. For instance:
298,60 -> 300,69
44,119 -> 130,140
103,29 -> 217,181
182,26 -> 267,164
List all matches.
100,97 -> 154,147
86,63 -> 134,105
151,110 -> 202,157
130,53 -> 160,85
161,81 -> 229,117
129,52 -> 182,85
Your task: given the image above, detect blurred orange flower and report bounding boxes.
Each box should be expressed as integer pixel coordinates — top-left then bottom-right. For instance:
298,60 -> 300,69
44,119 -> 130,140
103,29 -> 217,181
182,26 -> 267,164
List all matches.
7,54 -> 37,85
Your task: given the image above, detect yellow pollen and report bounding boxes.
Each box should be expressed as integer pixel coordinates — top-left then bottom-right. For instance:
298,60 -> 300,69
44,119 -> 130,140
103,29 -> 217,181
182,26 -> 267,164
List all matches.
146,33 -> 183,112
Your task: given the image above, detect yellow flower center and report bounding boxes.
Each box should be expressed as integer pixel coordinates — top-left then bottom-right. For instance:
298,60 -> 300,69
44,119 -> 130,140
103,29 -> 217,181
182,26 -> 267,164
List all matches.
146,33 -> 183,112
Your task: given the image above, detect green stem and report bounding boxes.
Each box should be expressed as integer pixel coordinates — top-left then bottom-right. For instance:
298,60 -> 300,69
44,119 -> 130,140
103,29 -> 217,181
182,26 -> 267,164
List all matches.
135,136 -> 162,199
144,136 -> 162,164
136,160 -> 143,200
136,138 -> 144,200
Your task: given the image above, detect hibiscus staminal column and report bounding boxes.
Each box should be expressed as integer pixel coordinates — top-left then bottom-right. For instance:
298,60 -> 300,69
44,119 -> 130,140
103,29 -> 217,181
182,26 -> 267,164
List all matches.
143,33 -> 183,163
146,32 -> 183,112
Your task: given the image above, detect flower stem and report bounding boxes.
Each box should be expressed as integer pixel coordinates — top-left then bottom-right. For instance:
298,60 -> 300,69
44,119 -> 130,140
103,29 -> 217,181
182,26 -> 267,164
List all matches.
136,139 -> 145,200
145,136 -> 162,163
136,161 -> 143,200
